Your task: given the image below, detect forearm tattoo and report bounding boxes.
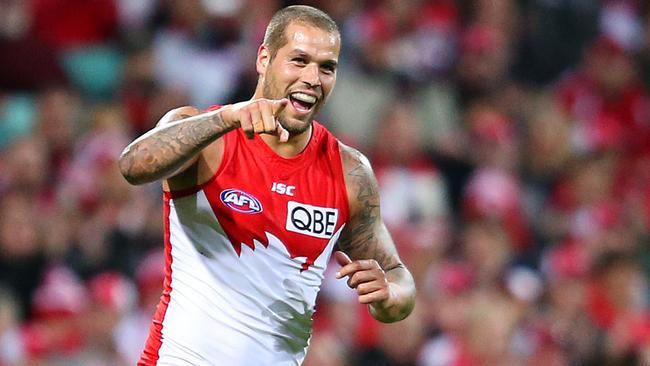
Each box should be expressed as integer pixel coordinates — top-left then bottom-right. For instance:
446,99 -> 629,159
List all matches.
337,149 -> 402,272
119,112 -> 232,185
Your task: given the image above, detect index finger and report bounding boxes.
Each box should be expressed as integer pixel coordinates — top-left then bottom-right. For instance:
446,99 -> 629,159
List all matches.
272,98 -> 289,116
336,260 -> 381,279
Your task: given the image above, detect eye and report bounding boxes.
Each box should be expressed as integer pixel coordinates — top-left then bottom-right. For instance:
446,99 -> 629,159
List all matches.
292,57 -> 307,65
321,64 -> 336,74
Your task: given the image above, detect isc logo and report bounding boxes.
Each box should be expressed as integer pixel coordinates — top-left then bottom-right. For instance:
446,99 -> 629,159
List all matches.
286,201 -> 338,239
271,182 -> 295,196
220,189 -> 263,214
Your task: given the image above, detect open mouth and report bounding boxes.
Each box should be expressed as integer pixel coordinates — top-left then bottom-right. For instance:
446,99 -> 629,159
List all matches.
289,92 -> 317,113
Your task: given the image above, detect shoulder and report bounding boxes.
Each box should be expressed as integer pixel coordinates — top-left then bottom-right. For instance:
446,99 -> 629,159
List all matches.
156,106 -> 202,127
338,142 -> 373,176
338,142 -> 380,217
162,105 -> 225,191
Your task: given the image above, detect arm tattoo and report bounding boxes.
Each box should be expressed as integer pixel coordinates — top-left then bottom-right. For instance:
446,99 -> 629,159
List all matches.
338,146 -> 415,322
338,150 -> 401,271
119,111 -> 232,185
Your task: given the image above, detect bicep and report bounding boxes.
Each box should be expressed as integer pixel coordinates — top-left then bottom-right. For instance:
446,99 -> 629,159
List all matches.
337,144 -> 403,271
338,214 -> 402,271
157,106 -> 212,190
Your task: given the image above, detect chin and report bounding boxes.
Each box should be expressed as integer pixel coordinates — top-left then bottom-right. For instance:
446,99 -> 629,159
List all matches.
280,115 -> 313,135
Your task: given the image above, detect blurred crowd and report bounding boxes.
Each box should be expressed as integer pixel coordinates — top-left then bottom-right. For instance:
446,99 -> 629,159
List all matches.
1,0 -> 650,365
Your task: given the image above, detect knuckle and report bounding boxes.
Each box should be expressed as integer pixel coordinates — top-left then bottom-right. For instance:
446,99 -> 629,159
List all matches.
351,272 -> 361,282
362,260 -> 378,268
348,273 -> 363,287
240,109 -> 251,121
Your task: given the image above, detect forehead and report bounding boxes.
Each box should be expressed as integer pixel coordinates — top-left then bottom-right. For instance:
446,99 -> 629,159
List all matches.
280,22 -> 340,57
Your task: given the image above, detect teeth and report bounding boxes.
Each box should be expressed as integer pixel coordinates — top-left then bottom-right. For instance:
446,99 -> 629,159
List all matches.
291,92 -> 316,104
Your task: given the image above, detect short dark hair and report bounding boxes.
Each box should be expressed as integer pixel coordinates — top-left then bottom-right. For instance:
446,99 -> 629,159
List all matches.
263,5 -> 339,59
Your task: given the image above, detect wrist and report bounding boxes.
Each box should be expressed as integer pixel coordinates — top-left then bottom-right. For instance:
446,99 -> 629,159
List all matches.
368,282 -> 415,323
214,106 -> 238,131
369,282 -> 396,311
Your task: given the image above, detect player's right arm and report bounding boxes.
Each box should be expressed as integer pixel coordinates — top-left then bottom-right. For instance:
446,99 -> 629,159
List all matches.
118,98 -> 289,185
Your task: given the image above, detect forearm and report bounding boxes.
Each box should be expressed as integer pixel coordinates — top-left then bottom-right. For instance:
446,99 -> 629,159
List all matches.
369,265 -> 416,323
118,110 -> 233,185
337,145 -> 416,322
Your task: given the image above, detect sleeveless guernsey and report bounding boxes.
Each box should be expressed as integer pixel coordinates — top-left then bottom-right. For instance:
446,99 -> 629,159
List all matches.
138,120 -> 349,366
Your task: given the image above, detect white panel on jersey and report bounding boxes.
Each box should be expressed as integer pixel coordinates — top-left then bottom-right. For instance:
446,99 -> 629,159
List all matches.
157,191 -> 343,366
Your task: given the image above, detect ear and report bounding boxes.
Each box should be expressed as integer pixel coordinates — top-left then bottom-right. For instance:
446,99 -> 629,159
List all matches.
256,45 -> 270,76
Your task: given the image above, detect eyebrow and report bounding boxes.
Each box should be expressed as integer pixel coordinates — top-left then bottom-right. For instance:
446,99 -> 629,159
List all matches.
288,49 -> 338,67
322,60 -> 338,68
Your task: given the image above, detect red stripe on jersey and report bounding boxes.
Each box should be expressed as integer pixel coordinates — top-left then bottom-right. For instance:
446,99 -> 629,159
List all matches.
138,195 -> 174,365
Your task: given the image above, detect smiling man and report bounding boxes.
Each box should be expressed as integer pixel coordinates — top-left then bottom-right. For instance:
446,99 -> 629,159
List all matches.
118,5 -> 415,366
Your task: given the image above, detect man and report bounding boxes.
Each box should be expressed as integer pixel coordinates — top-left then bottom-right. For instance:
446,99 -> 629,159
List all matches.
119,5 -> 415,366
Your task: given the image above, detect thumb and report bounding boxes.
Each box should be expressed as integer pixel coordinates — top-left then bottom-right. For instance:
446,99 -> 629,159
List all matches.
272,98 -> 289,115
334,250 -> 352,267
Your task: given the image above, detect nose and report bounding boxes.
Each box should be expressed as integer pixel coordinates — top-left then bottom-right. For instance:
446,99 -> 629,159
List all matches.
301,63 -> 321,88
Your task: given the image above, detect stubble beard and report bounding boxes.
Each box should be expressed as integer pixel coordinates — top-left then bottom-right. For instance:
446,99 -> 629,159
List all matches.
262,76 -> 316,136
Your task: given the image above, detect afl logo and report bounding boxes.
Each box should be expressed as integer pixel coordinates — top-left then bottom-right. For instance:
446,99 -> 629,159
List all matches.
220,189 -> 263,214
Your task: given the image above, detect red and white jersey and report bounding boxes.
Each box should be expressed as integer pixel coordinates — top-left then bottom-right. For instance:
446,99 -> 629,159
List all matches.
139,121 -> 350,365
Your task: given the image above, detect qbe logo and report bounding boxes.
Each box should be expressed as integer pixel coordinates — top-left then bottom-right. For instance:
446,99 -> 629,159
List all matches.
220,189 -> 263,214
286,201 -> 338,239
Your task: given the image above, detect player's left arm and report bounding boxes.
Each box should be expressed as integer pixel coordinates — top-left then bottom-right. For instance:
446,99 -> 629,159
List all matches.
335,143 -> 416,323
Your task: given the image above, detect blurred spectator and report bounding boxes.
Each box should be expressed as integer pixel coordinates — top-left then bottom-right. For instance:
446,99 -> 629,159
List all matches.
114,249 -> 165,364
539,242 -> 601,365
31,0 -> 118,50
31,0 -> 123,99
586,251 -> 650,364
456,24 -> 511,105
0,0 -> 67,91
357,305 -> 425,365
461,100 -> 531,252
151,0 -> 247,107
461,220 -> 513,287
0,136 -> 49,198
35,87 -> 80,188
0,192 -> 46,319
515,0 -> 600,85
302,331 -> 350,366
0,287 -> 24,365
21,265 -> 87,364
118,48 -> 159,134
79,271 -> 136,364
371,100 -> 450,283
600,0 -> 644,52
556,36 -> 650,157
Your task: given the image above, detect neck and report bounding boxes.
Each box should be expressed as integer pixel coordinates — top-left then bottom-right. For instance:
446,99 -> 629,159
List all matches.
260,125 -> 312,158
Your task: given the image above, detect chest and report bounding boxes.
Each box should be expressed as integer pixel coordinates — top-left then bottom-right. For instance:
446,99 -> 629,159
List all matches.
199,149 -> 348,270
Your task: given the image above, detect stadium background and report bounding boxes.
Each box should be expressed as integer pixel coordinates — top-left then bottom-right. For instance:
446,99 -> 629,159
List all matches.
1,0 -> 650,365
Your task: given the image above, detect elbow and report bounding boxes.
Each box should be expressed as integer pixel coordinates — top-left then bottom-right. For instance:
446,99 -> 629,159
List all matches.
370,274 -> 416,323
371,296 -> 416,323
118,148 -> 144,185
